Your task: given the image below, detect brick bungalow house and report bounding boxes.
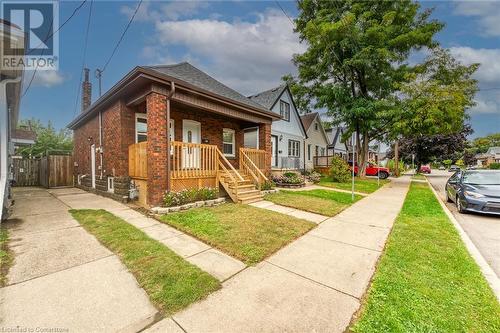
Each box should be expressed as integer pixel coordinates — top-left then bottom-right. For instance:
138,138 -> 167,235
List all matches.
68,63 -> 279,207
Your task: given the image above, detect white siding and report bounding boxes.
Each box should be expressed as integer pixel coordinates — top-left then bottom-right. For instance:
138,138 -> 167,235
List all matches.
304,117 -> 329,170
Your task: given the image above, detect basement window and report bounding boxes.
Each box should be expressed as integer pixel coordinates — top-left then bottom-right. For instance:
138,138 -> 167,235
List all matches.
108,177 -> 114,193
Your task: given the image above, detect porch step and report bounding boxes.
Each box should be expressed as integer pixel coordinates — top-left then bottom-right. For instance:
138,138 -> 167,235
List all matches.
236,189 -> 261,198
238,194 -> 264,204
228,183 -> 255,190
218,169 -> 263,204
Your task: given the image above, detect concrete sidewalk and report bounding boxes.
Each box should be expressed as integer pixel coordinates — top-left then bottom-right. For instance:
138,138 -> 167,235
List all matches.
170,176 -> 410,332
1,187 -> 159,333
52,188 -> 246,281
250,200 -> 329,224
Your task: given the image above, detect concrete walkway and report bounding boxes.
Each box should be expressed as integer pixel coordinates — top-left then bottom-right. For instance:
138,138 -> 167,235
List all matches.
168,176 -> 411,332
285,183 -> 369,196
51,188 -> 246,282
250,200 -> 329,224
1,187 -> 159,332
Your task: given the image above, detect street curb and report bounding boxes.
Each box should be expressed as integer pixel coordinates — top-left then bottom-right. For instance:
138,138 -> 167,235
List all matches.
428,182 -> 500,302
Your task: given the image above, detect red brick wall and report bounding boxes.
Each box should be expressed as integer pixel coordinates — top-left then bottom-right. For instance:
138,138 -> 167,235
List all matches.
146,93 -> 168,206
73,116 -> 99,176
259,122 -> 272,176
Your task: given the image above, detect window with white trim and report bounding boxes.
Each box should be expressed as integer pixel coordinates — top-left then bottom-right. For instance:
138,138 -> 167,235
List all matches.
135,113 -> 147,143
280,101 -> 290,121
314,122 -> 318,131
307,144 -> 311,161
223,128 -> 235,157
288,140 -> 300,157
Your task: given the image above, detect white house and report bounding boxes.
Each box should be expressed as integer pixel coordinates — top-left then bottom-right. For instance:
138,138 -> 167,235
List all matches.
249,85 -> 307,170
326,126 -> 349,159
300,112 -> 329,170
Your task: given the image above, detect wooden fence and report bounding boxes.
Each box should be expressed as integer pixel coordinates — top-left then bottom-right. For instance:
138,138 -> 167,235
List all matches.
40,153 -> 73,188
12,158 -> 40,186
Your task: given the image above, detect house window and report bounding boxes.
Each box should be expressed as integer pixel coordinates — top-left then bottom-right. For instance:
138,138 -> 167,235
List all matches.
307,144 -> 311,161
135,113 -> 147,143
223,128 -> 235,157
314,123 -> 318,131
243,127 -> 259,149
288,140 -> 300,157
315,145 -> 319,157
320,147 -> 326,156
280,101 -> 290,121
107,177 -> 114,193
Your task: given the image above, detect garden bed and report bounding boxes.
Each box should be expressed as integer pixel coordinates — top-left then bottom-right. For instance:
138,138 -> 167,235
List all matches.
274,182 -> 306,188
159,203 -> 315,265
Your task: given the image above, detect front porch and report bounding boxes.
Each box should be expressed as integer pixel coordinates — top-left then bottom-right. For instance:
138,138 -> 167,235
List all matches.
129,140 -> 269,207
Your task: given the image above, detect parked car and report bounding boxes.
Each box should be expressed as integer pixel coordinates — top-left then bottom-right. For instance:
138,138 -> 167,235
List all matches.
419,165 -> 431,174
348,161 -> 390,179
446,170 -> 500,215
448,165 -> 460,172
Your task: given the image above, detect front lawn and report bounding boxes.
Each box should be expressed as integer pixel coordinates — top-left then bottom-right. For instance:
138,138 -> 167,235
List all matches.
70,209 -> 220,315
411,173 -> 427,180
159,204 -> 314,265
0,227 -> 12,286
318,177 -> 389,194
264,189 -> 362,216
351,182 -> 500,332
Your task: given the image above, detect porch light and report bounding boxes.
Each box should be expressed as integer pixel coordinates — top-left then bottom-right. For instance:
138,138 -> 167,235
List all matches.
279,134 -> 283,141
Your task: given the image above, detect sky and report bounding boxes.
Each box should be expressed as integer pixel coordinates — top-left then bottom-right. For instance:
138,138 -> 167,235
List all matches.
19,0 -> 500,138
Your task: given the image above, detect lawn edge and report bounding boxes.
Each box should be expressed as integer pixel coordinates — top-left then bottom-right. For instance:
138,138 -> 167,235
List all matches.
0,226 -> 13,287
318,177 -> 391,195
427,181 -> 500,301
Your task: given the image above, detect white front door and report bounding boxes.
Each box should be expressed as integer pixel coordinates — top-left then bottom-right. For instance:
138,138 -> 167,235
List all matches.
182,120 -> 201,168
90,144 -> 96,188
271,135 -> 278,167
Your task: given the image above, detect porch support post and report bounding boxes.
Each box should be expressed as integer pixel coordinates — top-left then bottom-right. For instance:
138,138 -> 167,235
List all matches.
146,92 -> 168,206
165,83 -> 175,193
259,122 -> 272,177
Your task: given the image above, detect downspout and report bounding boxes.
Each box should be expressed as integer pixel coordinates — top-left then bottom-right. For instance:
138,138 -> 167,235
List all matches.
99,110 -> 103,179
166,82 -> 175,193
0,78 -> 21,221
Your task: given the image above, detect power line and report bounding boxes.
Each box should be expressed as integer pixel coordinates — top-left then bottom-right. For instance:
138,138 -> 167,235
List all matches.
101,0 -> 143,73
73,0 -> 94,117
21,0 -> 87,97
275,0 -> 294,26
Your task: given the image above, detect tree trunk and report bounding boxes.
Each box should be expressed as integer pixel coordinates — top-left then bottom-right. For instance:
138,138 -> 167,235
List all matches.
358,131 -> 369,177
394,140 -> 400,177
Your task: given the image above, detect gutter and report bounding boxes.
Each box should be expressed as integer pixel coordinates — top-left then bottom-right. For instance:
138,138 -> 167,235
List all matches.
0,77 -> 22,221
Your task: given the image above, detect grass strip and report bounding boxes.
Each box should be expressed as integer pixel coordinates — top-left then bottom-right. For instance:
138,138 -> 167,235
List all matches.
264,189 -> 362,216
70,209 -> 220,315
0,227 -> 12,286
318,177 -> 389,194
351,182 -> 500,333
159,203 -> 314,265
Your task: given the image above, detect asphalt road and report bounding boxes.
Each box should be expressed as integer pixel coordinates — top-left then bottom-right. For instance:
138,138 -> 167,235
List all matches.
426,170 -> 500,278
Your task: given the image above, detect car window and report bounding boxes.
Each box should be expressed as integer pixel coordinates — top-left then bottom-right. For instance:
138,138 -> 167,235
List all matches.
462,172 -> 500,185
449,171 -> 461,182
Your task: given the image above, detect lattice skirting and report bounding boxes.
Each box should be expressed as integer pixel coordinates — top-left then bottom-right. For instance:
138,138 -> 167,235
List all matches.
171,177 -> 217,192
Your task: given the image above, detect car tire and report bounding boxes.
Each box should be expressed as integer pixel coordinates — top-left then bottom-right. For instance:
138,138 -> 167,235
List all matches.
378,171 -> 389,179
456,196 -> 467,214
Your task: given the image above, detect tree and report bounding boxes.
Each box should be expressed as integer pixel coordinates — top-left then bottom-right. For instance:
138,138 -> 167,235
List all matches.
17,118 -> 73,157
387,124 -> 473,170
470,133 -> 500,153
292,0 -> 443,176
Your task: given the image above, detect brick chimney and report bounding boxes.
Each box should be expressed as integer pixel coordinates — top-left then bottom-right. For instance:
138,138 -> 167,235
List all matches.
82,68 -> 92,112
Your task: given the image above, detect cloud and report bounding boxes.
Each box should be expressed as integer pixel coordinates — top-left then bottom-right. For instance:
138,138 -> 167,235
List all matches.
448,46 -> 500,115
30,70 -> 65,88
121,0 -> 208,22
453,1 -> 500,36
150,9 -> 305,94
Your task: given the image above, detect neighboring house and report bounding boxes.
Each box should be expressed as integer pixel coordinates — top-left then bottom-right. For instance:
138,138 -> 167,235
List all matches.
476,147 -> 500,167
300,112 -> 329,170
326,126 -> 349,160
68,62 -> 279,208
1,19 -> 24,220
11,125 -> 37,157
249,85 -> 307,170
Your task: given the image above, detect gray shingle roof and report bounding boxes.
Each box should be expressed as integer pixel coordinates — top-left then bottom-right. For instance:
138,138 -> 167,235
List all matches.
248,84 -> 287,109
146,62 -> 268,111
487,146 -> 500,155
300,112 -> 318,132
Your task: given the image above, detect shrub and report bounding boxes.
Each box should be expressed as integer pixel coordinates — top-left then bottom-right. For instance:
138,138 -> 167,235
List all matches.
329,156 -> 351,183
489,163 -> 500,170
272,172 -> 304,185
261,180 -> 276,190
307,171 -> 321,184
163,187 -> 219,207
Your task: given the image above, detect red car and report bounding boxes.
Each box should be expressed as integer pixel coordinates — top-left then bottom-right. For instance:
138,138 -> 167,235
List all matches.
349,161 -> 390,179
419,165 -> 431,174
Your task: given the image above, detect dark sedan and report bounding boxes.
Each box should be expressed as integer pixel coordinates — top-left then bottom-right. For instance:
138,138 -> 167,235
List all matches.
446,170 -> 500,215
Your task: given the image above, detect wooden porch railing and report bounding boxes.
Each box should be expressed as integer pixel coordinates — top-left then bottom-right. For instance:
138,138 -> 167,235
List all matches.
171,141 -> 217,179
239,148 -> 268,189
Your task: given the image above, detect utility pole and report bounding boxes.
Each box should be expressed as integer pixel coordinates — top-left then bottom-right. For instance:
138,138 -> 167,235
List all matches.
95,69 -> 103,97
351,132 -> 356,201
394,140 -> 400,177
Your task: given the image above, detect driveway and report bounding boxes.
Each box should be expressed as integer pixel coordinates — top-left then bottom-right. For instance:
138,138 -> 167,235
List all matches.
1,187 -> 159,332
427,170 -> 500,277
